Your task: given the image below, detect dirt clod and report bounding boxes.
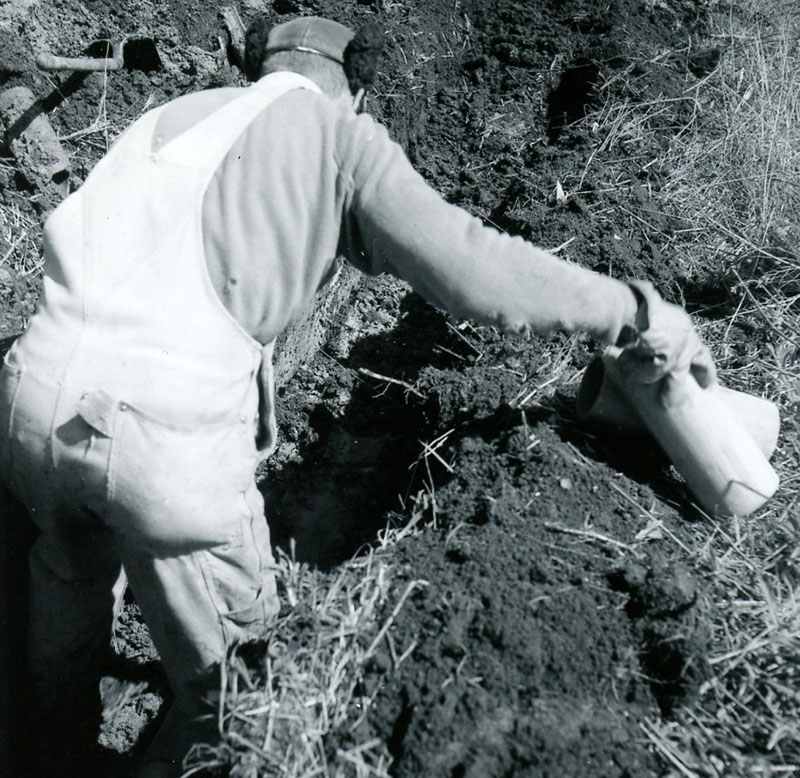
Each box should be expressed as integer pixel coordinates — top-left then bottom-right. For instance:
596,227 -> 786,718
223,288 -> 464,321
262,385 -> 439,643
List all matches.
633,560 -> 699,618
0,86 -> 70,206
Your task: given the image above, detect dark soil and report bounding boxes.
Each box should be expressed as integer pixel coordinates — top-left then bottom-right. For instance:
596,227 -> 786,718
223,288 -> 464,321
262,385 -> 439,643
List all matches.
2,0 -> 728,775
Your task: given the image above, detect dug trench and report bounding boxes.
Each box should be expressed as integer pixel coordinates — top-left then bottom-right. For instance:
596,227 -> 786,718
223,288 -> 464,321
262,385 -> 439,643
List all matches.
265,279 -> 712,778
0,0 -> 737,775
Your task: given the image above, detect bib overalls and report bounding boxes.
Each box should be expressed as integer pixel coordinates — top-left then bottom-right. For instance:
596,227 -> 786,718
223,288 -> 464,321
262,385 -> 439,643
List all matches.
0,72 -> 318,773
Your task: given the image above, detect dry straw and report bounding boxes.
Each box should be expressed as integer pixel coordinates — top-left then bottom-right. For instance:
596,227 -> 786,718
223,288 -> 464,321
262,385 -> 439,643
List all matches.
184,534 -> 427,778
575,0 -> 800,772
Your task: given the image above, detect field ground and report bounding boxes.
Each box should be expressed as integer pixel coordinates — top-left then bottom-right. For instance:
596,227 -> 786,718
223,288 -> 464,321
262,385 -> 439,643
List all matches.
2,0 -> 800,776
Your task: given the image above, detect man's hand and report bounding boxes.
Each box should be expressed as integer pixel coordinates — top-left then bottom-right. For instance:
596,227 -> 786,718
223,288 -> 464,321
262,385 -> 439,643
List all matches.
616,280 -> 717,407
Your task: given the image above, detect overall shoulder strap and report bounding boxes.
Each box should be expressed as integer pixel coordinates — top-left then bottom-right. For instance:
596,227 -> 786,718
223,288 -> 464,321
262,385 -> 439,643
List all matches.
159,72 -> 323,171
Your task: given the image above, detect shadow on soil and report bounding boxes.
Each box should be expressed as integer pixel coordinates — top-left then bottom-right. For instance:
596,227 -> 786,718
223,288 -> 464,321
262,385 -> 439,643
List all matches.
262,292 -> 466,568
551,394 -> 706,521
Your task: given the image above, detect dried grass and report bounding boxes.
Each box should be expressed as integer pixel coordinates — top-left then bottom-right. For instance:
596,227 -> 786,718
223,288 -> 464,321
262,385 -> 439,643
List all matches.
571,1 -> 800,772
183,531 -> 427,778
0,198 -> 38,276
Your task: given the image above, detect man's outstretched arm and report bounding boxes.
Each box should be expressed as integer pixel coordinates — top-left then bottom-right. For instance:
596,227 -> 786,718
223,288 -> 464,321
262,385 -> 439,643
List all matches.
342,113 -> 714,386
345,115 -> 638,343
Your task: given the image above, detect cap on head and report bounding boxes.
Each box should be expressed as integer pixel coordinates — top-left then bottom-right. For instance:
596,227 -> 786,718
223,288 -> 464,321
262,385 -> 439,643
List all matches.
266,16 -> 355,65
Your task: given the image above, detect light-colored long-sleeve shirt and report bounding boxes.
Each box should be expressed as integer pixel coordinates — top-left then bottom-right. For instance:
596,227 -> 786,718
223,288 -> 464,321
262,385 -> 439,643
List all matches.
154,74 -> 637,348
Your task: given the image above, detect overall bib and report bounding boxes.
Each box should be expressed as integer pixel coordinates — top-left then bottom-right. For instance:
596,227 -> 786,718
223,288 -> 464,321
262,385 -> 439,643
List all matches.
0,72 -> 319,772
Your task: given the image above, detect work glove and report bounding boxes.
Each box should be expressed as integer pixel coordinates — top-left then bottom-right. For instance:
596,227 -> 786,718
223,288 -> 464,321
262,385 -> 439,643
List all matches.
616,280 -> 717,407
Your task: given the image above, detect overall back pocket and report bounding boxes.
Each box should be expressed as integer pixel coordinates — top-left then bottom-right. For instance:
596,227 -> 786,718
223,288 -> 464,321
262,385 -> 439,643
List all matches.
107,402 -> 258,554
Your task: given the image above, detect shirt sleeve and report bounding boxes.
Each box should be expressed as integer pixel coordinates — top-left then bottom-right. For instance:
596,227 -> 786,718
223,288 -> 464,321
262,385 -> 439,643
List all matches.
340,113 -> 638,345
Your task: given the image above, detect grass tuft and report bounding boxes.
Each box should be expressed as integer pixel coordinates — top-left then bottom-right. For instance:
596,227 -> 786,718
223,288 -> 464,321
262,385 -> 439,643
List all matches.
0,196 -> 39,277
184,530 -> 427,778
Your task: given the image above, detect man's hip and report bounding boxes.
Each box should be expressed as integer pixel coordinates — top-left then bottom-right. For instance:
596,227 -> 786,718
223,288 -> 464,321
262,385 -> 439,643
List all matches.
1,347 -> 261,554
